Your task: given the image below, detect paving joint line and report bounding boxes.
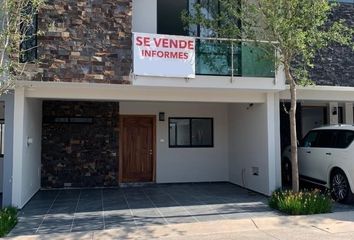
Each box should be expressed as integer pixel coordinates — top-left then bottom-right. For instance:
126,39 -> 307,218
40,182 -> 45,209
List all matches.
122,189 -> 138,226
69,189 -> 82,232
142,188 -> 170,225
189,190 -> 228,220
101,189 -> 105,230
163,189 -> 200,223
35,190 -> 61,234
35,190 -> 62,233
311,225 -> 331,233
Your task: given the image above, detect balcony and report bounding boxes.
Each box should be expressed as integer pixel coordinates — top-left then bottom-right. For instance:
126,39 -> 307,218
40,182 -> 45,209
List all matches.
132,32 -> 283,91
196,38 -> 275,78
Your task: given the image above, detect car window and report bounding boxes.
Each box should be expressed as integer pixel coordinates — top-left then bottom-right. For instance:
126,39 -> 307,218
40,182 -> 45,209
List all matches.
335,130 -> 354,148
301,131 -> 318,147
313,130 -> 335,148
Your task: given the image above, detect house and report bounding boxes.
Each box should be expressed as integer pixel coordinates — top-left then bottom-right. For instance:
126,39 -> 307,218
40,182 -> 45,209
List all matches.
279,2 -> 354,150
0,0 -> 352,209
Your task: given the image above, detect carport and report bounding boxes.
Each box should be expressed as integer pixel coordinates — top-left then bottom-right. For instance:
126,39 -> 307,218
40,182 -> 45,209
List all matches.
7,83 -> 282,211
9,183 -> 278,236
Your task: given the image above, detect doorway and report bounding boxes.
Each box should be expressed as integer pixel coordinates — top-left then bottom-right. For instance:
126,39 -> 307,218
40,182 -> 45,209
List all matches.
119,115 -> 156,183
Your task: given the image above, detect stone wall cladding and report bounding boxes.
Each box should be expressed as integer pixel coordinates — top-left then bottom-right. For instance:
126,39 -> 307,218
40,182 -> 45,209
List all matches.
310,3 -> 354,86
37,0 -> 132,84
41,101 -> 119,188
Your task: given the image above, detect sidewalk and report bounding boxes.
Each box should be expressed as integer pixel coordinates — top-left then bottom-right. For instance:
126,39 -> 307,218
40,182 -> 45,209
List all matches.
6,210 -> 354,240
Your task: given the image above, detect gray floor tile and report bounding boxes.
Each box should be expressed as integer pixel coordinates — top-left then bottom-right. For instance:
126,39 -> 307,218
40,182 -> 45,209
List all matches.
194,213 -> 224,222
37,220 -> 73,234
104,215 -> 135,224
165,216 -> 198,224
134,217 -> 167,226
104,220 -> 136,230
72,218 -> 104,232
9,183 -> 279,237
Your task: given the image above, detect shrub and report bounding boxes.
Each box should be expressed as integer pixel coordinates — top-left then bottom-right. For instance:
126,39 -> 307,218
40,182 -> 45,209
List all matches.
0,207 -> 18,237
269,189 -> 332,215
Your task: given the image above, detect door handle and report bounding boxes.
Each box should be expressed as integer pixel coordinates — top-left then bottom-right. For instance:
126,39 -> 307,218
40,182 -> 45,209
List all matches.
326,152 -> 332,155
306,151 -> 311,154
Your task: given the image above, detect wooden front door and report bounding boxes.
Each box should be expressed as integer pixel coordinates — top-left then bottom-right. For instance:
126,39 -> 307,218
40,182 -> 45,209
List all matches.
120,115 -> 156,183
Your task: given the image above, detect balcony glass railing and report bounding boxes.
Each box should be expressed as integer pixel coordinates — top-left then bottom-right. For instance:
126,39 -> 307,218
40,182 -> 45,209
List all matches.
195,38 -> 276,78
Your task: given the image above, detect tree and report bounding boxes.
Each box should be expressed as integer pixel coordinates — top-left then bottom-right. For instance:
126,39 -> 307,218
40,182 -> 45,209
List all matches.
0,0 -> 44,94
183,0 -> 354,192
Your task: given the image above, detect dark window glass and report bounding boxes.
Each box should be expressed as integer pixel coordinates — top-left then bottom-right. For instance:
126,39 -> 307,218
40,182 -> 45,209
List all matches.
191,118 -> 213,146
313,130 -> 335,148
169,119 -> 191,146
338,107 -> 344,124
301,131 -> 318,147
20,3 -> 38,63
169,118 -> 213,147
157,0 -> 188,35
335,130 -> 354,148
0,119 -> 4,157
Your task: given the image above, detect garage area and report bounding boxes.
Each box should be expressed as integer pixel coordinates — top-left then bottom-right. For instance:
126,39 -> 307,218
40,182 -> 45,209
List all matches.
9,183 -> 277,236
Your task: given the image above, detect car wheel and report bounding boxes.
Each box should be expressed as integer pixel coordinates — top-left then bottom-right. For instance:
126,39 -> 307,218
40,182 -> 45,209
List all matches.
282,158 -> 292,188
331,169 -> 354,203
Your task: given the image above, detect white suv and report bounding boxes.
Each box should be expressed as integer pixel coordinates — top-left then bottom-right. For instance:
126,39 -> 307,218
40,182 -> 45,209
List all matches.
282,125 -> 354,203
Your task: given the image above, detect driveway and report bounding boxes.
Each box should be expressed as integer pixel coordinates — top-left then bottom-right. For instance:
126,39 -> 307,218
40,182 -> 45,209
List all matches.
8,183 -> 278,237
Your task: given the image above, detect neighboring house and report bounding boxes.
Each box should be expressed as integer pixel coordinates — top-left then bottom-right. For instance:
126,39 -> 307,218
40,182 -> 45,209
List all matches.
280,2 -> 354,150
0,0 -> 351,209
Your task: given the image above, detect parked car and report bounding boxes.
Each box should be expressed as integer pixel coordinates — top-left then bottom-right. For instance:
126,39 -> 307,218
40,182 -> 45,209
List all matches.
282,125 -> 354,203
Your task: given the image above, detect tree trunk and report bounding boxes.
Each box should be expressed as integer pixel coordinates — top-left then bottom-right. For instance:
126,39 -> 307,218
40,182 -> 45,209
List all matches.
285,65 -> 299,192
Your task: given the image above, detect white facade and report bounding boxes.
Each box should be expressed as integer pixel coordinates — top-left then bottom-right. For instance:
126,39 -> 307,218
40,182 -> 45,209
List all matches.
12,88 -> 42,208
121,102 -> 229,183
0,81 -> 284,208
4,0 -> 350,209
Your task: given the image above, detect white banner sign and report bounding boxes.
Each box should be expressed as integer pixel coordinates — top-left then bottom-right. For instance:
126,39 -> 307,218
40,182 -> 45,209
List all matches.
133,32 -> 195,78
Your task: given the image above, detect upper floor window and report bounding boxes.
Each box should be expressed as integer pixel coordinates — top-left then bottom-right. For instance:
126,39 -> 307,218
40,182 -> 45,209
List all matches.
157,0 -> 228,37
20,3 -> 38,63
157,0 -> 188,36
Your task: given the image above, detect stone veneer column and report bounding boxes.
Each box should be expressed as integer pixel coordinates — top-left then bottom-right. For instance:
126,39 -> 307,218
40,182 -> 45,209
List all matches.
41,101 -> 119,188
310,4 -> 354,86
37,0 -> 132,84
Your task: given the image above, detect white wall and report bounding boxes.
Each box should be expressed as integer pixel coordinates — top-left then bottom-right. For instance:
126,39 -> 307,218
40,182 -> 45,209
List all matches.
329,102 -> 339,125
228,102 -> 270,195
20,98 -> 42,207
1,93 -> 14,207
301,107 -> 326,136
132,0 -> 157,33
345,102 -> 353,124
12,87 -> 42,208
0,102 -> 4,194
120,101 -> 229,183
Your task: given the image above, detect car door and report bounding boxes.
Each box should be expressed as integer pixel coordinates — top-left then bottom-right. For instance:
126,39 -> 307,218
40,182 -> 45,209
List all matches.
306,130 -> 336,183
328,130 -> 354,176
298,130 -> 319,178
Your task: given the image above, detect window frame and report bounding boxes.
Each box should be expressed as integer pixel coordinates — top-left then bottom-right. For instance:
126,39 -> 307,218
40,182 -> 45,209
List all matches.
0,119 -> 4,158
168,117 -> 214,148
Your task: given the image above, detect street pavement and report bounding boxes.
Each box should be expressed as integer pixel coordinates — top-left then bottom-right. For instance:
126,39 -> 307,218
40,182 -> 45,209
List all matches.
6,210 -> 354,239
